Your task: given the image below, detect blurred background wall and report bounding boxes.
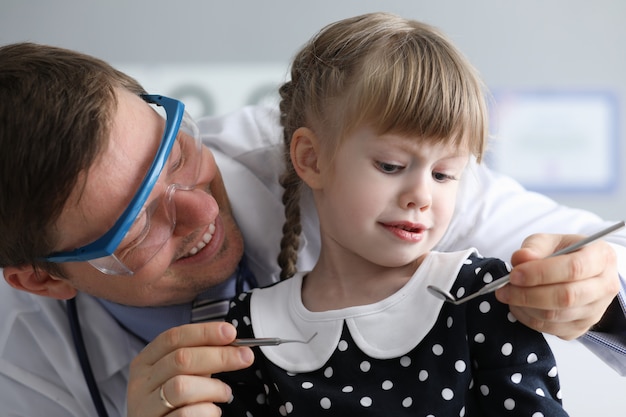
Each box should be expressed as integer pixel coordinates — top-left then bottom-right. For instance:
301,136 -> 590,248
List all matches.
1,0 -> 625,415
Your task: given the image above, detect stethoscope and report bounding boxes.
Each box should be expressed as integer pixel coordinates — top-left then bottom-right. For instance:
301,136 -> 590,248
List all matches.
67,297 -> 110,417
66,261 -> 255,417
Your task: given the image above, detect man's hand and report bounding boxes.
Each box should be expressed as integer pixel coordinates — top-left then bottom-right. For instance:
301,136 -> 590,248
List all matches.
127,322 -> 254,417
495,233 -> 620,340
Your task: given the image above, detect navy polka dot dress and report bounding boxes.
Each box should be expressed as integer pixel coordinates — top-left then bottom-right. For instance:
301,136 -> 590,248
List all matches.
219,249 -> 568,416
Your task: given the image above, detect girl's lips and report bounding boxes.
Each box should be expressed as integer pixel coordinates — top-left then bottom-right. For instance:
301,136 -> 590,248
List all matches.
381,221 -> 427,242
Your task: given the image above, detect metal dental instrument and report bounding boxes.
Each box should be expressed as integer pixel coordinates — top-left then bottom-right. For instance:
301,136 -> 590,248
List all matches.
231,332 -> 318,347
427,220 -> 625,306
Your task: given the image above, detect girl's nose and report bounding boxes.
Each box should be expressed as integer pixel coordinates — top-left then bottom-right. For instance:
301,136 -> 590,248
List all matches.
399,176 -> 432,211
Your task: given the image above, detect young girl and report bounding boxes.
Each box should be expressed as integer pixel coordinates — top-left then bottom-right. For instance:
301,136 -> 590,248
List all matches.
220,12 -> 568,417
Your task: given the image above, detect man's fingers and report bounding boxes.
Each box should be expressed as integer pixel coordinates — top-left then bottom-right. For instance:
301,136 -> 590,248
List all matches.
509,240 -> 615,287
510,233 -> 566,266
497,269 -> 618,310
128,321 -> 253,409
508,304 -> 600,340
150,344 -> 253,384
145,375 -> 232,416
501,231 -> 620,340
498,275 -> 619,340
163,374 -> 233,405
136,322 -> 237,366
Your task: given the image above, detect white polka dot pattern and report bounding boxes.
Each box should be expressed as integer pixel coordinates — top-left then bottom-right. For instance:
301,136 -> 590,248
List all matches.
219,253 -> 567,416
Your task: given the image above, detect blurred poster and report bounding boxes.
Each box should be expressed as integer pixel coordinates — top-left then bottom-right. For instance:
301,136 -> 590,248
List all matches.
116,63 -> 287,119
489,91 -> 619,193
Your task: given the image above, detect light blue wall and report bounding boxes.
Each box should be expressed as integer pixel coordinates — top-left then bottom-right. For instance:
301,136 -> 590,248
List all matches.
2,1 -> 625,414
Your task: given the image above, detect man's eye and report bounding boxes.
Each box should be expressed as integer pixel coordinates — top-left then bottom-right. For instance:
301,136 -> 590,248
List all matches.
118,211 -> 150,254
168,142 -> 184,174
376,161 -> 403,174
117,198 -> 159,259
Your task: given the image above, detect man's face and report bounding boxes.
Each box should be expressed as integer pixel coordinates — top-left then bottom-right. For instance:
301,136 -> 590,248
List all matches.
53,89 -> 244,306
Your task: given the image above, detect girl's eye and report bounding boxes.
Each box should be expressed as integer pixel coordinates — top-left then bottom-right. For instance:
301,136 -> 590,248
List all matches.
433,171 -> 456,182
376,161 -> 403,174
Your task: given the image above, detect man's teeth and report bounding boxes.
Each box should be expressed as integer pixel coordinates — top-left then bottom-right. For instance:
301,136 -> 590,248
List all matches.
187,223 -> 216,257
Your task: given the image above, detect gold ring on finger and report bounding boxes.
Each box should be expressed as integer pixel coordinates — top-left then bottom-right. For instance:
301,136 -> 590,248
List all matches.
159,384 -> 175,410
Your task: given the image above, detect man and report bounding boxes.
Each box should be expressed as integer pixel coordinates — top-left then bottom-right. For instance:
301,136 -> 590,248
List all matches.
0,43 -> 624,417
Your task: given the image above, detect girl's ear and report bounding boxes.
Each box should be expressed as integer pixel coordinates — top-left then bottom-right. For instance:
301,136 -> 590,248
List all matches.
290,127 -> 324,190
3,264 -> 77,300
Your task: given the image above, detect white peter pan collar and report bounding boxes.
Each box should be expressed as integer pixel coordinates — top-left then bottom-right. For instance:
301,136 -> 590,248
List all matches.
250,248 -> 476,373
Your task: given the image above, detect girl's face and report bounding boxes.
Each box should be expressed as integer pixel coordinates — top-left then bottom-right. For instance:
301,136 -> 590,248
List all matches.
314,126 -> 469,268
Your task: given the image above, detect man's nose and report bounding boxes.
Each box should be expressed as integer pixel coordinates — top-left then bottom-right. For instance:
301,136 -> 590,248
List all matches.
170,186 -> 217,235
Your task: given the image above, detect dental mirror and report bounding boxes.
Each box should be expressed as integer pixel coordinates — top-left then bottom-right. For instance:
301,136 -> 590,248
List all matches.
427,220 -> 625,305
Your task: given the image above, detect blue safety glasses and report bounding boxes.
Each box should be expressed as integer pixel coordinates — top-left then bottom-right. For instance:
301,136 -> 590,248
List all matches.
44,94 -> 202,275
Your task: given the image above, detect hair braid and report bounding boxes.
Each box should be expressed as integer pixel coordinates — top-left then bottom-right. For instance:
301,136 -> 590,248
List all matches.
277,80 -> 303,280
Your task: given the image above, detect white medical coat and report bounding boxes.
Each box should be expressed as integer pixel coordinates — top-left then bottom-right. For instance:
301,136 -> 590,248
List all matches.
1,105 -> 625,416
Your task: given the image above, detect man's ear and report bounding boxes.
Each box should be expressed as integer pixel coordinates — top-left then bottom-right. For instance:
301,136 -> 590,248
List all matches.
3,265 -> 77,300
290,127 -> 323,190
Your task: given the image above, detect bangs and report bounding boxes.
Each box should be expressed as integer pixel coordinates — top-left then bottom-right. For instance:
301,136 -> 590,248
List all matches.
337,30 -> 488,160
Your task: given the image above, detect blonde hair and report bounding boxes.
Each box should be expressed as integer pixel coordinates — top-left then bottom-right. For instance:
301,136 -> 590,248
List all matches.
277,12 -> 489,279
